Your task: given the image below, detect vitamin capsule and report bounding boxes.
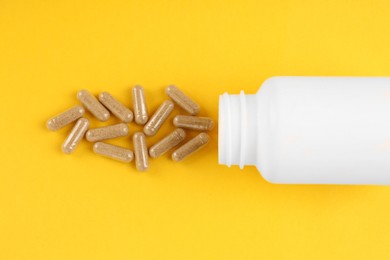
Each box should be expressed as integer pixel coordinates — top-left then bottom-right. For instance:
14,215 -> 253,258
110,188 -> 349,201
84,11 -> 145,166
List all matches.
173,115 -> 214,131
149,128 -> 186,158
133,132 -> 149,171
93,142 -> 134,163
86,123 -> 129,142
172,133 -> 209,162
77,89 -> 110,121
98,92 -> 133,123
62,118 -> 90,154
166,85 -> 200,115
144,100 -> 174,136
132,85 -> 149,125
47,105 -> 85,131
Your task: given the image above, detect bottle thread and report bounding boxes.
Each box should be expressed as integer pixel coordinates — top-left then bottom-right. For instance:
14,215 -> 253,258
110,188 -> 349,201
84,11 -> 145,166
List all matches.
219,91 -> 257,168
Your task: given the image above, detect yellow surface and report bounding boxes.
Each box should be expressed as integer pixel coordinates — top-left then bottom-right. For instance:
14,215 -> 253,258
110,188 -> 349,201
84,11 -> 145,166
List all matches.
1,0 -> 390,259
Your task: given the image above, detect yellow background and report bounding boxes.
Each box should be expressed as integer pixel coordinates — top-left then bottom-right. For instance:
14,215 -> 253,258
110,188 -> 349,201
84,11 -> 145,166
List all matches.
1,0 -> 390,259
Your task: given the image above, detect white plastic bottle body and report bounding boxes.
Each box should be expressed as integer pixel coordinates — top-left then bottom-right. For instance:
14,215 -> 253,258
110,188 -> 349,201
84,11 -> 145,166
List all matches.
219,77 -> 390,184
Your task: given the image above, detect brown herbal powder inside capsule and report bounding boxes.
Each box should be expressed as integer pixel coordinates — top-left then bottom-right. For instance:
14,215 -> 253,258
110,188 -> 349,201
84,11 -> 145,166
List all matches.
86,123 -> 129,142
98,92 -> 133,123
173,115 -> 214,131
132,85 -> 149,125
133,132 -> 149,171
47,105 -> 85,131
93,142 -> 134,163
144,100 -> 174,136
77,89 -> 110,121
149,128 -> 186,158
166,85 -> 200,115
172,133 -> 209,162
62,118 -> 90,154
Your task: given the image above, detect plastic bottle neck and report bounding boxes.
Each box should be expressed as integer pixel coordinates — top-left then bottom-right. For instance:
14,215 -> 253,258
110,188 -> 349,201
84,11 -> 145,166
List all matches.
219,91 -> 258,168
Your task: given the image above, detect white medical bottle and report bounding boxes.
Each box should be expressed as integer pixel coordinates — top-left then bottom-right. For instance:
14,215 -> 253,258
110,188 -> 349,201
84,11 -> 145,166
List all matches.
218,77 -> 390,184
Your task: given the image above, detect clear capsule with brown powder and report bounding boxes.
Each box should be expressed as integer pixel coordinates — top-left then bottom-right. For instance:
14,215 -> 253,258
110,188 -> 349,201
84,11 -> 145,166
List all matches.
172,133 -> 210,162
149,128 -> 186,158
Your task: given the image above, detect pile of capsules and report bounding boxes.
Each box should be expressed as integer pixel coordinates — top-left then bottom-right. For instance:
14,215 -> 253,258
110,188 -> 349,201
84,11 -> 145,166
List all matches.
46,85 -> 214,171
